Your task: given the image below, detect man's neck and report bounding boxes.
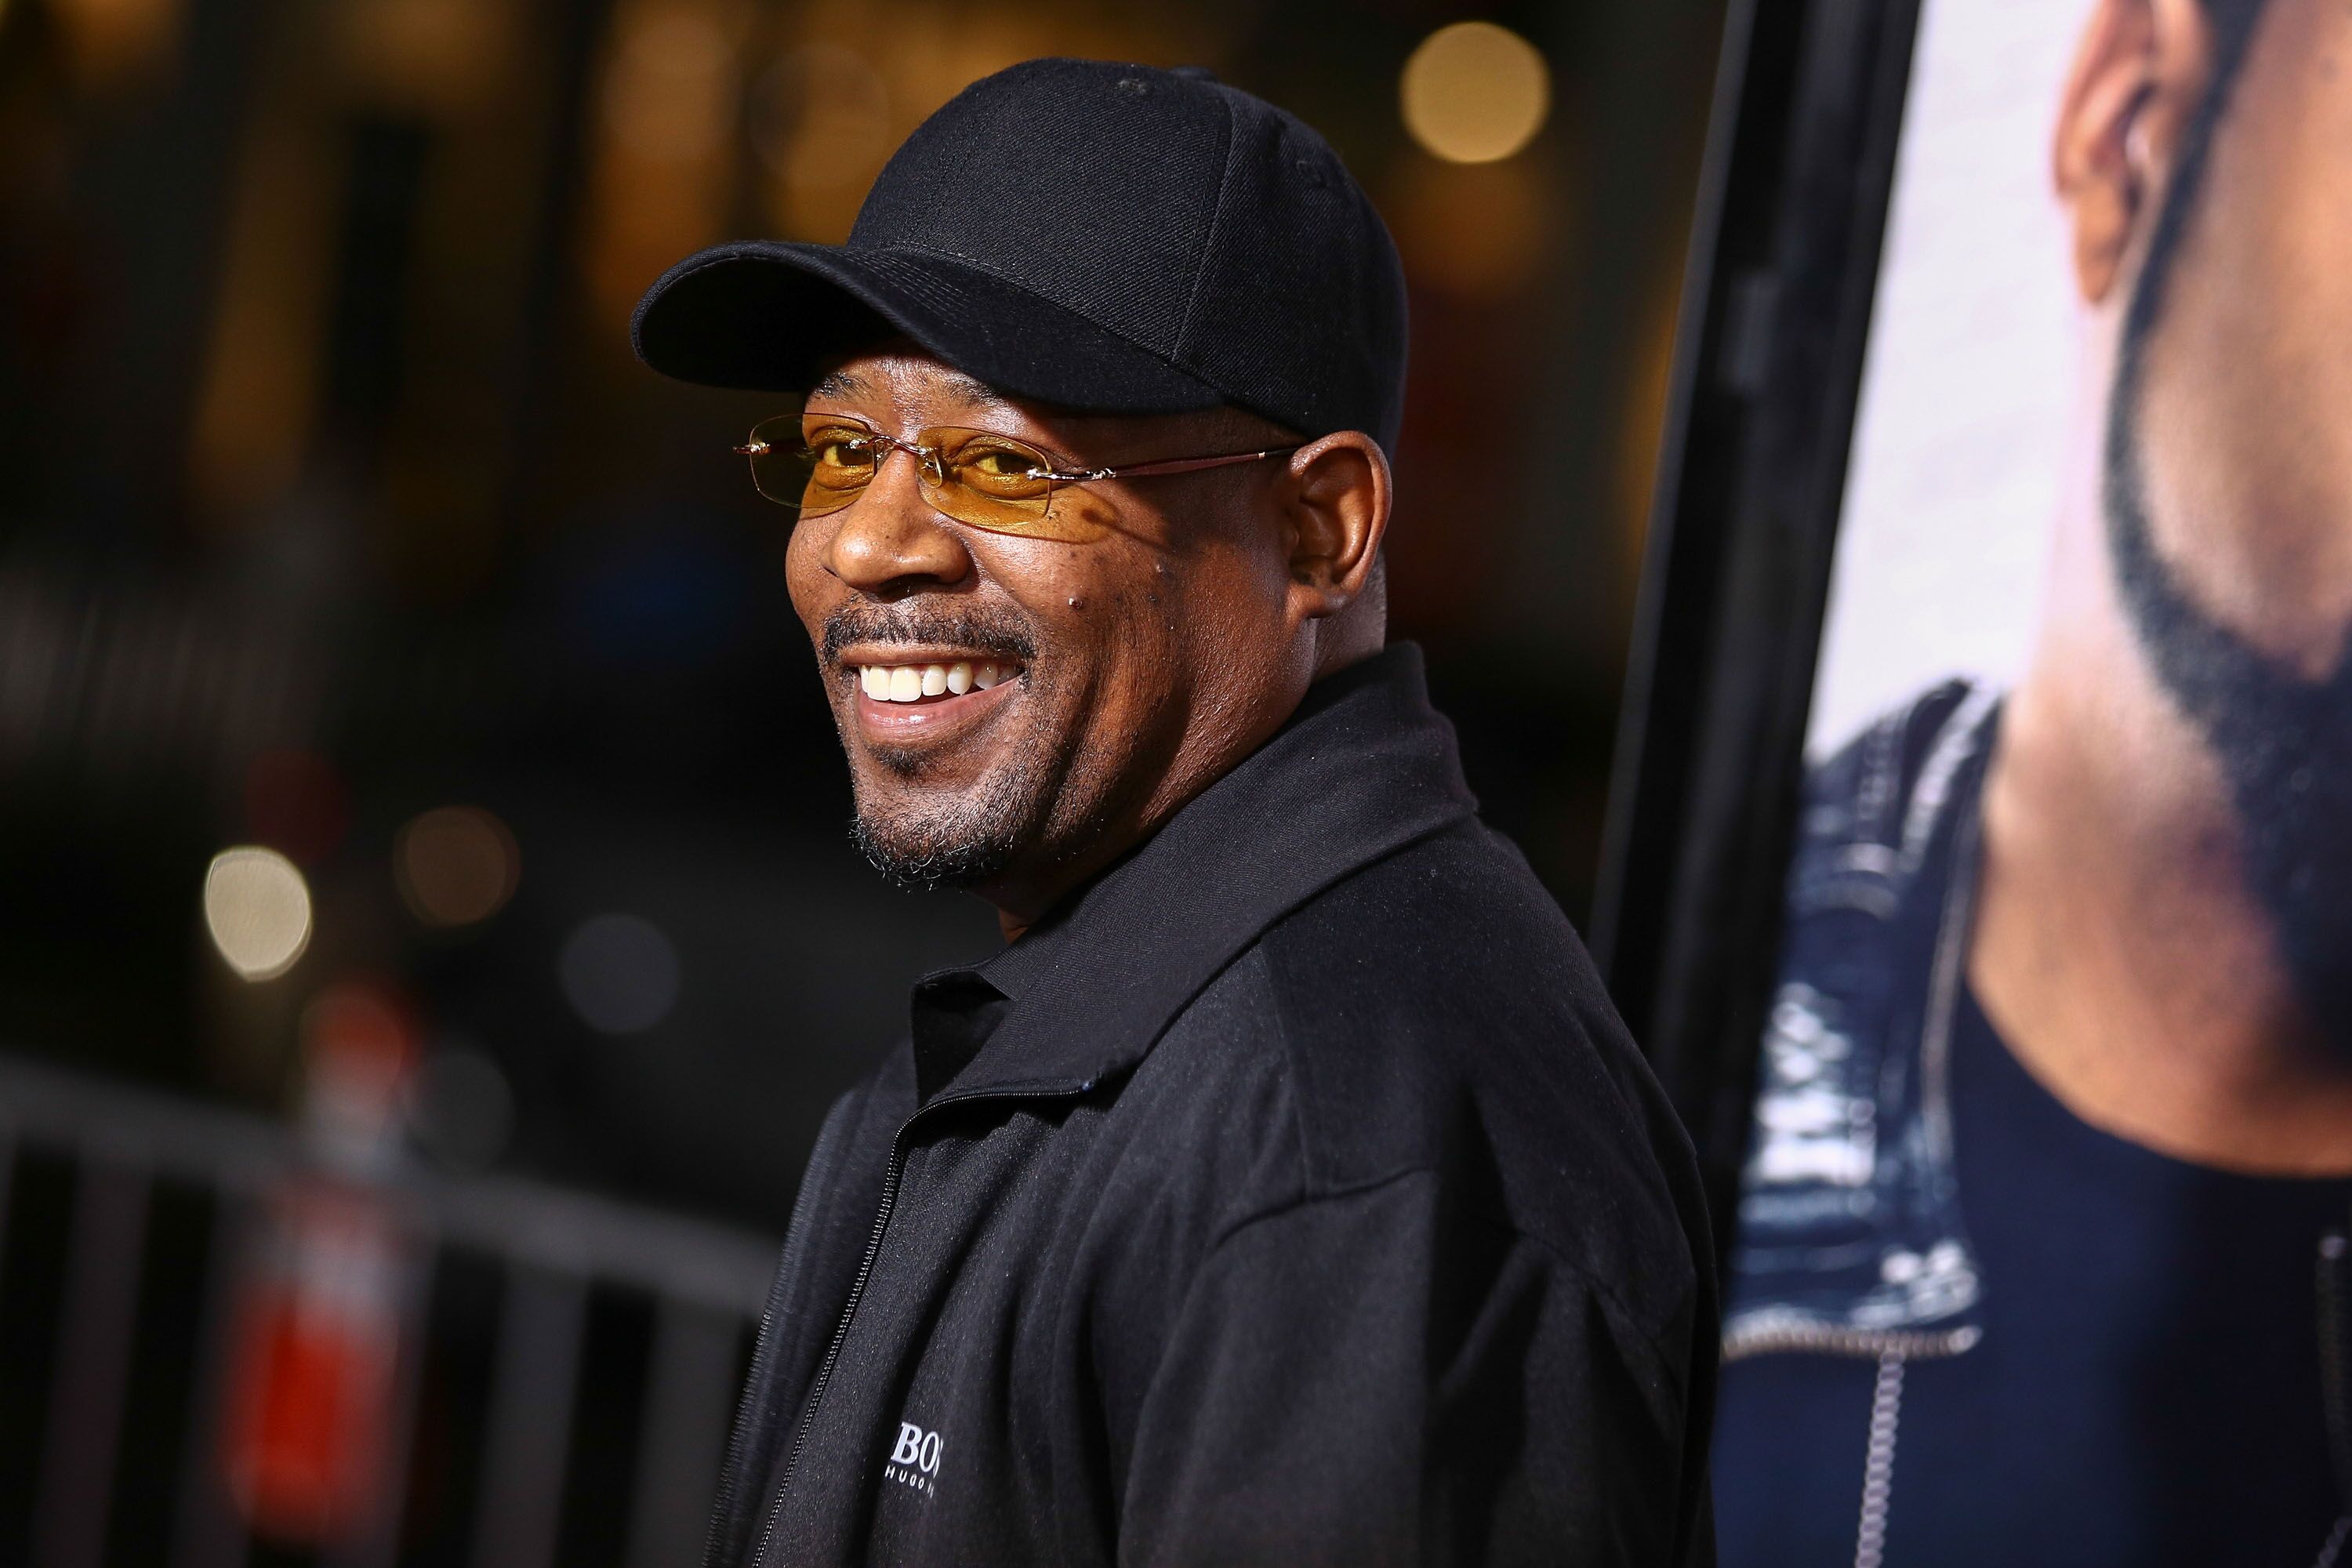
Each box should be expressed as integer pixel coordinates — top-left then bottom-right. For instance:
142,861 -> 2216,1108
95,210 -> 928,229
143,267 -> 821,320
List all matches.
1971,615 -> 2352,1175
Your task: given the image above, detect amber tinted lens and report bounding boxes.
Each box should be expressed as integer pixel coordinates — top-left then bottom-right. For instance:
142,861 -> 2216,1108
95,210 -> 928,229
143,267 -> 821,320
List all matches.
797,417 -> 886,517
742,415 -> 877,516
935,428 -> 1054,502
925,426 -> 1068,532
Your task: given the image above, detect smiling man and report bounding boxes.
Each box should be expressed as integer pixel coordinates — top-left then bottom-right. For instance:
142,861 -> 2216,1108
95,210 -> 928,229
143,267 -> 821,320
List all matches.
633,58 -> 1715,1568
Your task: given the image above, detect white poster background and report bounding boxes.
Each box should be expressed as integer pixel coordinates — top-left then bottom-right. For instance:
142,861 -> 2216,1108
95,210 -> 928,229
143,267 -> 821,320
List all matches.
1805,0 -> 2098,754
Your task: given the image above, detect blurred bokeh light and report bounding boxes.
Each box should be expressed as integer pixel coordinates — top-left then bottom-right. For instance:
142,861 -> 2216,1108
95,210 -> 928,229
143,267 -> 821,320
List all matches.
561,911 -> 683,1034
245,747 -> 352,865
1400,21 -> 1551,164
394,804 -> 521,927
204,845 -> 315,981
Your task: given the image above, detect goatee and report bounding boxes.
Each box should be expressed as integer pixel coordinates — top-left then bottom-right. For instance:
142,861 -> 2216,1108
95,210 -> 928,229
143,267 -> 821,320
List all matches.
849,761 -> 1037,894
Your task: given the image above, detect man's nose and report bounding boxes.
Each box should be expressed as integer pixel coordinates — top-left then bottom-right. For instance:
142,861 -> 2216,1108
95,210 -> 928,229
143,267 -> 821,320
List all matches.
821,452 -> 971,596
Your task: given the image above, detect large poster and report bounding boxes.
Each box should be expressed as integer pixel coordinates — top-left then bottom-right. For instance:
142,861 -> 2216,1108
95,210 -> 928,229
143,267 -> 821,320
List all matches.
1806,2 -> 2082,753
1711,0 -> 2352,1562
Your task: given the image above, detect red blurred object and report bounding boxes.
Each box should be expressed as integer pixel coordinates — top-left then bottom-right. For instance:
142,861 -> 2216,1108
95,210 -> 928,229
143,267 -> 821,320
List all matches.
220,975 -> 423,1546
221,1187 -> 405,1544
243,748 -> 351,866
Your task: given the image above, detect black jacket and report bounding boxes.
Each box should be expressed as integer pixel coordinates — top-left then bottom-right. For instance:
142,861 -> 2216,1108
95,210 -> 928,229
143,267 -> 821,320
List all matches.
707,646 -> 1718,1566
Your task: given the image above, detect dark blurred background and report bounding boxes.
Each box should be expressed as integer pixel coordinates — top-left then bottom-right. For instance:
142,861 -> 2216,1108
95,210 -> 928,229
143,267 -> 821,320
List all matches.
0,0 -> 1723,1561
1,0 -> 1724,1229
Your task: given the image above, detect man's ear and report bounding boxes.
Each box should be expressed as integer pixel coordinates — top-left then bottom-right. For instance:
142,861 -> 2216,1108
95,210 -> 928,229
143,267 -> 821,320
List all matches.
1279,431 -> 1391,622
2053,0 -> 2215,306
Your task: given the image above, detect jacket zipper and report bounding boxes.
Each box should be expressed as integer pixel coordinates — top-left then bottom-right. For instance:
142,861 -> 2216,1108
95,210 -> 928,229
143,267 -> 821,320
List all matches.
747,1083 -> 1091,1568
1854,1350 -> 1904,1568
1722,1323 -> 1978,1568
703,1098 -> 857,1568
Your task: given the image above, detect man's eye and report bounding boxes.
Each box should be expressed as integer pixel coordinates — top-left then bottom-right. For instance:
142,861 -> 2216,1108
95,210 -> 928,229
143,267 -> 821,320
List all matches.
967,448 -> 1042,477
812,437 -> 873,468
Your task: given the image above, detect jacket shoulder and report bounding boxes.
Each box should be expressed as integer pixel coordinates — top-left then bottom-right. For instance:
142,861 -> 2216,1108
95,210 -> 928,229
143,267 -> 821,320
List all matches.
1251,819 -> 1708,1340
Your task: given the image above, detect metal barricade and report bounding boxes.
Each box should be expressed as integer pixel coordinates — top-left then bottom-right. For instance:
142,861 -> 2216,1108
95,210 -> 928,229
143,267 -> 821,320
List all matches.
0,1053 -> 776,1568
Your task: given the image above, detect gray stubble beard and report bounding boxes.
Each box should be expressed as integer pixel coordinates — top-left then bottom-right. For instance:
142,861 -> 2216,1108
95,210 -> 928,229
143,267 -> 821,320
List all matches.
848,739 -> 1057,894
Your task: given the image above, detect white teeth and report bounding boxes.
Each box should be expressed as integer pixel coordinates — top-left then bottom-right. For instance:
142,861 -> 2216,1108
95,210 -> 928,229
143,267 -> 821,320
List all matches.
858,660 -> 1019,702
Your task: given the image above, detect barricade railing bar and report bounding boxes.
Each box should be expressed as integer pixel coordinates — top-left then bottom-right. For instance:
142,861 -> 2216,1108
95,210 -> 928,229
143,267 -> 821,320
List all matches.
0,1051 -> 776,1568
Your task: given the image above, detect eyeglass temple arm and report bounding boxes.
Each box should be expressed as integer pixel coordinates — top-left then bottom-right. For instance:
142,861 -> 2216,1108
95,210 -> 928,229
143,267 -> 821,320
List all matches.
733,435 -> 1301,477
1051,445 -> 1303,483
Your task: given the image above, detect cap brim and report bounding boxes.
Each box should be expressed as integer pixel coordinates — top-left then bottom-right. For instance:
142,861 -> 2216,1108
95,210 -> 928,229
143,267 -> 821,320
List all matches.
630,241 -> 1227,416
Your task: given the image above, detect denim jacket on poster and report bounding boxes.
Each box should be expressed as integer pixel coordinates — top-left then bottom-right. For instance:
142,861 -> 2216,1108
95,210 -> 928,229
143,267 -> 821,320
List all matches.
1723,678 -> 2000,1363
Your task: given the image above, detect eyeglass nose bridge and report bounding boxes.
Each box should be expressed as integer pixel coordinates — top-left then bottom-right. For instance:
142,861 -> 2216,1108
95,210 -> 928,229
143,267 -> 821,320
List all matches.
862,430 -> 949,492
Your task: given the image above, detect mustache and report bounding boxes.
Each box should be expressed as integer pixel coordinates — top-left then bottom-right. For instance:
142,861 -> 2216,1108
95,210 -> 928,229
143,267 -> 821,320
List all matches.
820,603 -> 1036,666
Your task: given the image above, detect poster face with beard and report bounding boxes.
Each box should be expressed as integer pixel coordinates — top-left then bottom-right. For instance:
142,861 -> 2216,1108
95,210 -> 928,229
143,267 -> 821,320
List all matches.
1712,2 -> 2352,1559
1794,0 -> 2352,1044
1722,0 -> 2352,1401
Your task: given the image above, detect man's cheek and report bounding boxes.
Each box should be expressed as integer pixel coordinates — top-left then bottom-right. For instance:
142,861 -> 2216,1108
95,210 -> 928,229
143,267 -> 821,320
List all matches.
784,534 -> 835,644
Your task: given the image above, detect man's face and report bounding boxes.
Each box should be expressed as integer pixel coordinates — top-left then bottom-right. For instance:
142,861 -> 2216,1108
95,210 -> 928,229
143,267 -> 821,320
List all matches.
2105,0 -> 2352,1033
782,350 -> 1305,900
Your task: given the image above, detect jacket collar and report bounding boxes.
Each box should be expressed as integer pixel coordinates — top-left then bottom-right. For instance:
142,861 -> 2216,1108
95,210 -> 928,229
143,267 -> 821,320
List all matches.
910,643 -> 1478,1105
1725,681 -> 2001,1354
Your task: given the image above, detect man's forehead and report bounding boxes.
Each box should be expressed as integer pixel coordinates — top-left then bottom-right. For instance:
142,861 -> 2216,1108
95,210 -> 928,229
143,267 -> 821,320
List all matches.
806,354 -> 1011,412
802,347 -> 1287,452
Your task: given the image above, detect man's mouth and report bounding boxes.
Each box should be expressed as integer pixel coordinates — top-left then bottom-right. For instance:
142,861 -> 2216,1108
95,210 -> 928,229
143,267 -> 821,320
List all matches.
844,651 -> 1029,742
855,658 -> 1025,704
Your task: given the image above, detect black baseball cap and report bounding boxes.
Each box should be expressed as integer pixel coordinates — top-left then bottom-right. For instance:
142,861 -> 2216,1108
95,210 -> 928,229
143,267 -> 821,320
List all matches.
630,57 -> 1409,453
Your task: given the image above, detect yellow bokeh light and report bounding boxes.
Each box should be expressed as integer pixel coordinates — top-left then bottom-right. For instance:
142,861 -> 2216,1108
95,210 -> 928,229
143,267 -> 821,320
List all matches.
1400,21 -> 1552,165
204,847 -> 313,982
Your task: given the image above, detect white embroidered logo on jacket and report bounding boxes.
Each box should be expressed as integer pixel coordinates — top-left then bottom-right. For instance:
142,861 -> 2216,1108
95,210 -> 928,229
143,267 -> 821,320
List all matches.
884,1421 -> 942,1497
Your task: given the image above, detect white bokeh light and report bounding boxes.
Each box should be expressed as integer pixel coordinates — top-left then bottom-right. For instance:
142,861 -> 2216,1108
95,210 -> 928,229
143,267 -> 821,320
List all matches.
203,846 -> 313,981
